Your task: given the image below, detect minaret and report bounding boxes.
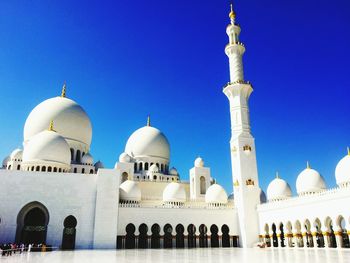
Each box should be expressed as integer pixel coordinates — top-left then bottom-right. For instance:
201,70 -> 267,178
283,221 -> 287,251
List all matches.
223,4 -> 261,248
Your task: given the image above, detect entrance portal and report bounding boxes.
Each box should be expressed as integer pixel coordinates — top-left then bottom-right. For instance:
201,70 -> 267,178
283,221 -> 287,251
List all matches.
16,202 -> 49,245
61,215 -> 77,250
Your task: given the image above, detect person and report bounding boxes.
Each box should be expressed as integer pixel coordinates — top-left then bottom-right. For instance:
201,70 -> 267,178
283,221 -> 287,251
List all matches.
28,243 -> 32,252
20,243 -> 25,254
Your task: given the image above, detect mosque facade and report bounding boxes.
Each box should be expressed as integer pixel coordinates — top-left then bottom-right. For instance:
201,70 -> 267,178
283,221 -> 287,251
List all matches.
0,5 -> 349,250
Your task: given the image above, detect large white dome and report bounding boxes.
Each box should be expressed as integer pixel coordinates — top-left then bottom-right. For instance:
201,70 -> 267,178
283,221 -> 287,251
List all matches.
125,125 -> 170,161
163,182 -> 186,202
296,165 -> 326,195
267,177 -> 292,201
24,96 -> 92,150
205,184 -> 228,204
119,180 -> 141,201
335,151 -> 350,186
22,130 -> 71,166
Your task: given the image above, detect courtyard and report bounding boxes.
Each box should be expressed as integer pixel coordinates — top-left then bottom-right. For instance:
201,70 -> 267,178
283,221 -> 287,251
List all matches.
2,248 -> 350,263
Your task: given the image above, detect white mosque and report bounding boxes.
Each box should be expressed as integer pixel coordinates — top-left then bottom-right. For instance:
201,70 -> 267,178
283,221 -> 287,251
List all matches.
0,4 -> 349,250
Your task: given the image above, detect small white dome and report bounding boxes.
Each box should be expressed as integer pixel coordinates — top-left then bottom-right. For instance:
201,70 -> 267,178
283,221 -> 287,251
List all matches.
163,182 -> 186,202
22,130 -> 71,166
267,177 -> 292,201
260,189 -> 267,203
169,167 -> 178,176
335,151 -> 350,186
10,148 -> 23,161
119,152 -> 132,163
2,156 -> 9,167
149,164 -> 159,173
94,161 -> 104,170
194,157 -> 204,167
125,125 -> 170,161
24,96 -> 92,149
228,192 -> 234,200
81,153 -> 93,165
119,180 -> 141,201
205,184 -> 228,204
296,165 -> 326,195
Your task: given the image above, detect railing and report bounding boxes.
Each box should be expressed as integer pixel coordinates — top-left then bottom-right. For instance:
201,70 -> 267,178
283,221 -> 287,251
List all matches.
119,200 -> 234,210
259,185 -> 350,209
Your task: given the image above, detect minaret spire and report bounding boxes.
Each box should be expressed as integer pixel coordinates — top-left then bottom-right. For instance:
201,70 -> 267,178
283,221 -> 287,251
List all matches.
229,3 -> 236,24
223,2 -> 260,248
147,115 -> 151,127
61,81 -> 67,98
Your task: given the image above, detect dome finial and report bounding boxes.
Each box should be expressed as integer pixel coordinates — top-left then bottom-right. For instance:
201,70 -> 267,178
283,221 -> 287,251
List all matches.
48,120 -> 55,132
276,171 -> 280,179
147,115 -> 151,126
61,81 -> 66,98
347,147 -> 350,156
229,2 -> 236,22
306,161 -> 311,169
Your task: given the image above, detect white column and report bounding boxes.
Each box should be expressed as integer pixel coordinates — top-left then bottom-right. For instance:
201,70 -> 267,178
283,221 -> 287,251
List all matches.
322,228 -> 330,248
335,228 -> 343,248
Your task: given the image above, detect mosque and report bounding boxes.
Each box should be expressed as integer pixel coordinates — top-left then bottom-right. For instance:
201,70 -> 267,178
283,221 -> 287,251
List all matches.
0,4 -> 349,250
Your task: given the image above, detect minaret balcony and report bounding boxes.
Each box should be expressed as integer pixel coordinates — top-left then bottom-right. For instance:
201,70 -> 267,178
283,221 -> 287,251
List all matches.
225,42 -> 245,55
223,80 -> 251,89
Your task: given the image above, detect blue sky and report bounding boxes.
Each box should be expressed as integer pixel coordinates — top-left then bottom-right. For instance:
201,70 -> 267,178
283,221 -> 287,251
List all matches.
0,0 -> 349,194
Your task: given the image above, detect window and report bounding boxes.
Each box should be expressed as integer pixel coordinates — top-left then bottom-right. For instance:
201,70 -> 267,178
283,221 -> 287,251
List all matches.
200,176 -> 206,194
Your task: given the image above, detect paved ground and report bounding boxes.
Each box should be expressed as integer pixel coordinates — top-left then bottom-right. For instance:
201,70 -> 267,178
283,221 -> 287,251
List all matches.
2,248 -> 350,263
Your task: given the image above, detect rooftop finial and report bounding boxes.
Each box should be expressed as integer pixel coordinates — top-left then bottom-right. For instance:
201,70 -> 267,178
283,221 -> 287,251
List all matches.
147,115 -> 151,126
306,161 -> 311,169
229,2 -> 236,22
61,81 -> 66,98
276,171 -> 280,179
48,120 -> 55,132
347,147 -> 350,156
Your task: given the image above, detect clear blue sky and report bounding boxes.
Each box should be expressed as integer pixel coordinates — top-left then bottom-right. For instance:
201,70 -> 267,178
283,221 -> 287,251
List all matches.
0,0 -> 349,195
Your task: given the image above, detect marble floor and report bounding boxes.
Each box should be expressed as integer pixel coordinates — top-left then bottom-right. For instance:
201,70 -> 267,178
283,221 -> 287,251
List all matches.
2,248 -> 350,263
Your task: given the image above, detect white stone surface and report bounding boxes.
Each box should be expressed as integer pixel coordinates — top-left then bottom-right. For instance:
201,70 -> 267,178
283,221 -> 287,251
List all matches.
2,248 -> 350,263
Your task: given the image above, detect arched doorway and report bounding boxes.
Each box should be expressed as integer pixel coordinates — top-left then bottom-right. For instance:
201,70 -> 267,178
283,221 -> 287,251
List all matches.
314,218 -> 324,248
16,202 -> 49,245
338,216 -> 350,248
210,225 -> 219,247
279,223 -> 285,247
61,215 -> 77,250
187,224 -> 196,248
272,223 -> 278,247
304,219 -> 313,247
175,224 -> 184,248
163,224 -> 173,248
121,172 -> 128,183
199,224 -> 208,248
125,224 -> 136,249
151,224 -> 160,248
138,224 -> 148,249
222,224 -> 231,247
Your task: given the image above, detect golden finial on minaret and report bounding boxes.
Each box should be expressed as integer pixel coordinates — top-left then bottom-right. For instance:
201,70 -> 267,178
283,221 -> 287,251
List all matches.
229,3 -> 236,20
48,120 -> 55,132
306,161 -> 311,169
347,147 -> 350,156
147,115 -> 151,126
61,81 -> 66,98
